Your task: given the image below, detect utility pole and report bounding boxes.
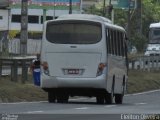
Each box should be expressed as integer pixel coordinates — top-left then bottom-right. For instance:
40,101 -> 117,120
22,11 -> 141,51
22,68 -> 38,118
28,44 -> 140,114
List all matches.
53,0 -> 55,19
103,0 -> 106,16
20,0 -> 28,55
136,0 -> 142,34
127,0 -> 131,39
107,0 -> 113,22
43,9 -> 46,23
69,0 -> 72,14
20,0 -> 28,83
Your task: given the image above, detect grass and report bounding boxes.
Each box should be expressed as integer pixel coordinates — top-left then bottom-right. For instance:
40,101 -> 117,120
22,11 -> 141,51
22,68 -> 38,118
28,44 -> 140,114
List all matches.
0,70 -> 160,102
127,70 -> 160,93
0,75 -> 47,102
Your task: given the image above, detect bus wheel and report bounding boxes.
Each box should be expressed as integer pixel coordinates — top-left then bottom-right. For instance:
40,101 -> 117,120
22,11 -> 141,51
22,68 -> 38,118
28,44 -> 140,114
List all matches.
57,95 -> 69,103
96,95 -> 104,104
57,90 -> 69,103
105,77 -> 115,104
115,94 -> 123,104
115,82 -> 124,104
115,76 -> 125,104
48,91 -> 56,103
105,92 -> 113,104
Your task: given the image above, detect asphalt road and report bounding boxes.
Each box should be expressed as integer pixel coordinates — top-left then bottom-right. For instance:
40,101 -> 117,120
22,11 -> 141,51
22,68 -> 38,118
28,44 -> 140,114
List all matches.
0,90 -> 160,120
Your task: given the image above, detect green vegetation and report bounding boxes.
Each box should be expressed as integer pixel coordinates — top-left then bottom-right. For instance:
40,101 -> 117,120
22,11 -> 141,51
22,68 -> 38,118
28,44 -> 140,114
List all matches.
127,70 -> 160,93
0,75 -> 47,102
1,0 -> 160,102
84,0 -> 160,52
8,30 -> 20,40
6,0 -> 160,53
0,70 -> 160,102
8,31 -> 43,40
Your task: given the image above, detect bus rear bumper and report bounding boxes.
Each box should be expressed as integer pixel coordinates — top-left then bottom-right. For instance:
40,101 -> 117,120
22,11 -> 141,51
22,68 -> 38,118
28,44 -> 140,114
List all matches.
41,74 -> 107,89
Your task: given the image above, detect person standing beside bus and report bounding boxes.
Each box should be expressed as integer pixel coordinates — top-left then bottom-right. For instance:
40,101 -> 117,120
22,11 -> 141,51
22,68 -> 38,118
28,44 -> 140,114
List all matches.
30,54 -> 41,86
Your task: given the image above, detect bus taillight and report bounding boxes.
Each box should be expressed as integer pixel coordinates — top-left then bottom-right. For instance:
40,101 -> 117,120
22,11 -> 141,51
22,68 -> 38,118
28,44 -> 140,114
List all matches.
97,63 -> 106,76
42,61 -> 49,75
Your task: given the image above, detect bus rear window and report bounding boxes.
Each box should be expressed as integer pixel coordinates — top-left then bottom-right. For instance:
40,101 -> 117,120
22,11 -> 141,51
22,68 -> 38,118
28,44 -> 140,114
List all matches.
46,21 -> 102,44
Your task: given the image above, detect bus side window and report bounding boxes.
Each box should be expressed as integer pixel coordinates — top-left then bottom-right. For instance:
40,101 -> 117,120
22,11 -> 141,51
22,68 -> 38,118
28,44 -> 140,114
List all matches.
119,32 -> 123,56
116,31 -> 121,56
112,30 -> 116,55
118,32 -> 122,56
110,29 -> 114,55
121,33 -> 125,57
124,34 -> 128,57
109,29 -> 111,54
107,29 -> 112,54
106,29 -> 108,53
115,30 -> 118,56
109,29 -> 112,54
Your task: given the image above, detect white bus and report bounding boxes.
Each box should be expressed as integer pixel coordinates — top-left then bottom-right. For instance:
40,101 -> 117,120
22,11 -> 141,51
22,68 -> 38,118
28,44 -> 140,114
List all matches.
145,22 -> 160,56
40,14 -> 128,104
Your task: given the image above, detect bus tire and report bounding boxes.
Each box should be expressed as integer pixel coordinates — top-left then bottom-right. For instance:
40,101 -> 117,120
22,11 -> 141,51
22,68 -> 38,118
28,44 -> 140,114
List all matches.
96,95 -> 104,104
105,77 -> 115,104
105,92 -> 113,104
115,94 -> 123,104
115,78 -> 125,104
57,95 -> 69,103
48,91 -> 56,103
57,90 -> 69,103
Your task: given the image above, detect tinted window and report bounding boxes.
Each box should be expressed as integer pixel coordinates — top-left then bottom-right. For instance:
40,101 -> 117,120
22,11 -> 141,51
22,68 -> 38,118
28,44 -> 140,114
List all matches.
106,29 -> 112,54
12,15 -> 21,23
116,31 -> 120,56
41,16 -> 55,24
46,21 -> 102,44
106,28 -> 126,57
149,28 -> 160,43
28,15 -> 39,24
0,16 -> 3,20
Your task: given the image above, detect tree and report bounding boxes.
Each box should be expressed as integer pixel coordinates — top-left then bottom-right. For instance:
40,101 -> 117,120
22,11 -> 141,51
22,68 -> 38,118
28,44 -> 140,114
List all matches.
84,0 -> 160,52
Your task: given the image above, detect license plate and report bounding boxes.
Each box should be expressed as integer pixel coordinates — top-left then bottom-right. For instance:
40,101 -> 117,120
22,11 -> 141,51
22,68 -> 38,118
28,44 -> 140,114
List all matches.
68,69 -> 79,74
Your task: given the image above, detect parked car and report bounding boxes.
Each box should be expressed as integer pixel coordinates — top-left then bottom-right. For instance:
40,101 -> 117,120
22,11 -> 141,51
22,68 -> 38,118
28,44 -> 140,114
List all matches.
144,44 -> 160,56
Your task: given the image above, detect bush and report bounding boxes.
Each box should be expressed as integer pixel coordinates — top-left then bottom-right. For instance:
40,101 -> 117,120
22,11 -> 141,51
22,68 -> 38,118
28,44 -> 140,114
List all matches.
130,33 -> 148,52
8,30 -> 20,40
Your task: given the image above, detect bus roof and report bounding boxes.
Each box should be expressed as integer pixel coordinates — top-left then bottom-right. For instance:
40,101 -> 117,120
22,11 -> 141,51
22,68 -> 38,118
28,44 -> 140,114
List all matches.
150,22 -> 160,28
57,14 -> 113,24
48,14 -> 125,32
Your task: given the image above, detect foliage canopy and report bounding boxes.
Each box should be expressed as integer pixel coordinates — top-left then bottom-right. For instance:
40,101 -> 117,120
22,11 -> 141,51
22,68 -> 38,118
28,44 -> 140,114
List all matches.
84,0 -> 160,52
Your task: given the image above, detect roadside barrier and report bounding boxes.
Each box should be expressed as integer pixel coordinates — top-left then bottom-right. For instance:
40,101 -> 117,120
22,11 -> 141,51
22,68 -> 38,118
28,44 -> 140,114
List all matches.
129,55 -> 160,71
0,56 -> 36,83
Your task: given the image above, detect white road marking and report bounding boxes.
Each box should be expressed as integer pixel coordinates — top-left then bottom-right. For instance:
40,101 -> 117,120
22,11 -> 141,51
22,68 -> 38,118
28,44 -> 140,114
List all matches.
125,89 -> 160,96
75,107 -> 89,110
70,97 -> 91,101
1,89 -> 160,104
104,105 -> 117,108
26,111 -> 44,114
134,103 -> 147,105
0,101 -> 47,105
